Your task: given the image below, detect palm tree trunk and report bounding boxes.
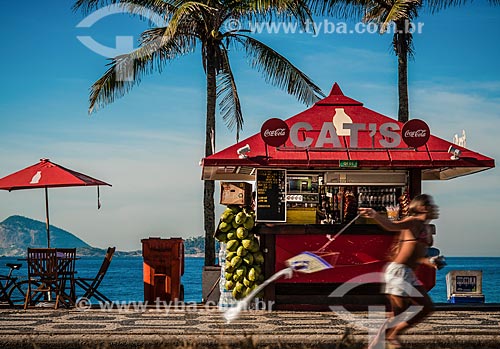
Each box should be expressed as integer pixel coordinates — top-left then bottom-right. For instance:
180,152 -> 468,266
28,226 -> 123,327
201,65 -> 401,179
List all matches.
397,50 -> 409,123
204,49 -> 217,266
396,20 -> 410,123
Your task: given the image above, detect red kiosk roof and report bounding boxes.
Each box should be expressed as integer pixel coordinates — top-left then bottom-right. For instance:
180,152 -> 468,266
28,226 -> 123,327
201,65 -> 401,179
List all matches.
202,83 -> 494,181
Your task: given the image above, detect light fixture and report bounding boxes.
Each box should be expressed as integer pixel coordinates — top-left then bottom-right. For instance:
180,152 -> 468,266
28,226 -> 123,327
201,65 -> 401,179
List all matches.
237,144 -> 251,159
448,145 -> 461,160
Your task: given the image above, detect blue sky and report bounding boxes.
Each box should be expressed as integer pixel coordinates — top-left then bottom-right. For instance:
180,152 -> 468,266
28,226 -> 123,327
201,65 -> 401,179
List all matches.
0,2 -> 499,255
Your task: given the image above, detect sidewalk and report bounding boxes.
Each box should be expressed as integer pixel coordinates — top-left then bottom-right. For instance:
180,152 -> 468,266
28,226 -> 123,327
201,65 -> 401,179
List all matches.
0,304 -> 499,348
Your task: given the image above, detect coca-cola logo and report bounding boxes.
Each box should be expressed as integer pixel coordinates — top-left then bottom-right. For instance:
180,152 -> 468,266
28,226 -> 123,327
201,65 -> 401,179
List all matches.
404,129 -> 427,138
264,128 -> 287,137
402,119 -> 430,148
261,118 -> 289,147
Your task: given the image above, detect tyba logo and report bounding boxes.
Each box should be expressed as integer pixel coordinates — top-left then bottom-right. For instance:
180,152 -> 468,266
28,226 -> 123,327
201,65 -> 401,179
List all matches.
328,272 -> 424,346
76,3 -> 167,80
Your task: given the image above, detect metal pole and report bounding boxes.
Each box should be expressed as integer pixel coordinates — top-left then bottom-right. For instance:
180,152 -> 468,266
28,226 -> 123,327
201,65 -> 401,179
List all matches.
45,187 -> 50,248
316,213 -> 362,253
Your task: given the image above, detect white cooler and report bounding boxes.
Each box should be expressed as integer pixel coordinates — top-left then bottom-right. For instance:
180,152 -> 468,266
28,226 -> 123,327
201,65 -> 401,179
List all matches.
446,270 -> 485,303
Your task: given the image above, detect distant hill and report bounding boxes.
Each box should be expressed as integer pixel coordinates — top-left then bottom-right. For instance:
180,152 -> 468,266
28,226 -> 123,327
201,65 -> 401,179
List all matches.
183,236 -> 212,257
0,215 -> 206,257
0,215 -> 92,256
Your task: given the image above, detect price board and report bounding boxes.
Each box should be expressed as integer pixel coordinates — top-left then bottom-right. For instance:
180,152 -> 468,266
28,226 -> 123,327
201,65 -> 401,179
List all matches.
256,169 -> 286,222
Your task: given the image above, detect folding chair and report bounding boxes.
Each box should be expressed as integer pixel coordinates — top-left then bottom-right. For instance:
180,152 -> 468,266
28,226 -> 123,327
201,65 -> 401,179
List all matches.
24,248 -> 60,309
75,247 -> 115,304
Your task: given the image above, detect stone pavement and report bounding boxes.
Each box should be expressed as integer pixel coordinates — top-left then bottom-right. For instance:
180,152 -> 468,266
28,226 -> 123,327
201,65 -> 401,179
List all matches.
0,304 -> 499,349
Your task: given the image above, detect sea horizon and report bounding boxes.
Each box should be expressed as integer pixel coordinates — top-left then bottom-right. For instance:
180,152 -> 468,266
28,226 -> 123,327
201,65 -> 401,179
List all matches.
2,256 -> 499,304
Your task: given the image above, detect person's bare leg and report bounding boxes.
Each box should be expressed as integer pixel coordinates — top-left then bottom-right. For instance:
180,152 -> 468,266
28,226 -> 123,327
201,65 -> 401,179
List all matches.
387,288 -> 434,344
384,295 -> 409,347
368,295 -> 406,349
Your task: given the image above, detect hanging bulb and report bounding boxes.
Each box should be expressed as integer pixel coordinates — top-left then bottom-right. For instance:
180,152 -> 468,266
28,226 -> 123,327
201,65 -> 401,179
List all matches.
332,108 -> 353,136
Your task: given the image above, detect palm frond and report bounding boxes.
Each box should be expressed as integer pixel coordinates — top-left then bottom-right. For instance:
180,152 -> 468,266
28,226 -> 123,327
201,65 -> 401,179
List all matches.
381,0 -> 420,28
425,0 -> 499,14
88,31 -> 196,113
308,0 -> 369,18
162,1 -> 217,43
73,0 -> 116,13
235,34 -> 325,106
242,0 -> 313,26
73,0 -> 177,16
424,0 -> 465,11
392,29 -> 414,59
217,47 -> 243,142
121,1 -> 181,22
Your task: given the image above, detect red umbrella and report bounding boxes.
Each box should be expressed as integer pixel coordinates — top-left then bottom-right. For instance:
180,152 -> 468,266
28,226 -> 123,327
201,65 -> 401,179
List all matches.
0,158 -> 111,247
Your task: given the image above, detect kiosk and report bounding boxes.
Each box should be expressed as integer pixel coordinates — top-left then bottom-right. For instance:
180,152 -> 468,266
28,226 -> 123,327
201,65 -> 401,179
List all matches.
201,83 -> 495,309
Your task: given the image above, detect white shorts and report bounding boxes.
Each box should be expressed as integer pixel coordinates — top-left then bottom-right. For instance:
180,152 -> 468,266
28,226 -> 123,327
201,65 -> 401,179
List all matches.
384,262 -> 423,297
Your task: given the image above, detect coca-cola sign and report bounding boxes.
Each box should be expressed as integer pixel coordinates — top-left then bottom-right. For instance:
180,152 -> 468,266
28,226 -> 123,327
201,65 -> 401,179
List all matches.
259,118 -> 430,149
402,119 -> 430,148
261,118 -> 290,147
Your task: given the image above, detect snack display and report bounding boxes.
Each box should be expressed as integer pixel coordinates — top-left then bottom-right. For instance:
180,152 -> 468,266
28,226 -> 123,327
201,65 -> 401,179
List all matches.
399,191 -> 411,218
343,189 -> 358,222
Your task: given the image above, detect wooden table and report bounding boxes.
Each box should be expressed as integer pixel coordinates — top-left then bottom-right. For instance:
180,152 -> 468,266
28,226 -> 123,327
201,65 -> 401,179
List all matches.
23,248 -> 78,309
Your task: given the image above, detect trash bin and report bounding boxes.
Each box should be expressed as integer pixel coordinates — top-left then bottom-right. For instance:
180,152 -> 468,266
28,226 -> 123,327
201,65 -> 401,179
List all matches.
142,237 -> 184,303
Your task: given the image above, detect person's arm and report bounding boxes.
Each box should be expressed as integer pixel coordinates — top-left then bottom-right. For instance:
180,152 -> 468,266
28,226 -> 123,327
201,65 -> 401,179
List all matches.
358,207 -> 416,232
425,232 -> 434,247
418,257 -> 438,269
423,224 -> 434,246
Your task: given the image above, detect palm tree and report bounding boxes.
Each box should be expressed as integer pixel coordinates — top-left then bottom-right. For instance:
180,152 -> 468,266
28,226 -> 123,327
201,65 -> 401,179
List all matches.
73,0 -> 324,265
312,0 -> 500,123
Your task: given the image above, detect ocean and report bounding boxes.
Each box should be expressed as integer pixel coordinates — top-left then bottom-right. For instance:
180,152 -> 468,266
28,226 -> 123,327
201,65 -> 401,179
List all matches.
1,256 -> 499,304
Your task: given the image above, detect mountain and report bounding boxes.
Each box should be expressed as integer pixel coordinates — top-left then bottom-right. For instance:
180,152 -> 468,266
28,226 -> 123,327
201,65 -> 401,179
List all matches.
0,215 -> 206,257
183,236 -> 217,257
0,215 -> 140,257
0,215 -> 91,256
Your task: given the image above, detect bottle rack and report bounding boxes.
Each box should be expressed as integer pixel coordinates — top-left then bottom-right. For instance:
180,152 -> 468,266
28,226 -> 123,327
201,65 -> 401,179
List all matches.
357,186 -> 399,211
317,185 -> 405,224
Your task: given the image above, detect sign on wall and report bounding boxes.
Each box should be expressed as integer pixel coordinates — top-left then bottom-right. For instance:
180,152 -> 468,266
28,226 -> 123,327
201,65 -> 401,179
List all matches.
260,118 -> 290,147
401,119 -> 430,148
255,169 -> 286,222
260,117 -> 430,149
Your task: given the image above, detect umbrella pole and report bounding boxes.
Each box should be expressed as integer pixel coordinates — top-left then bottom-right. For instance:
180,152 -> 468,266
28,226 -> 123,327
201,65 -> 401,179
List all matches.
45,187 -> 50,248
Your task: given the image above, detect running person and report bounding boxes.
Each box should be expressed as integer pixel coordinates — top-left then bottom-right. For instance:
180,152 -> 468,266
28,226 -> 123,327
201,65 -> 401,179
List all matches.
359,194 -> 439,348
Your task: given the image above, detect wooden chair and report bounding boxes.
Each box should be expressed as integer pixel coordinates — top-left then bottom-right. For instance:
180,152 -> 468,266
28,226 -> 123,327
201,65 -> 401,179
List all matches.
75,247 -> 115,304
24,248 -> 59,309
55,248 -> 77,307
